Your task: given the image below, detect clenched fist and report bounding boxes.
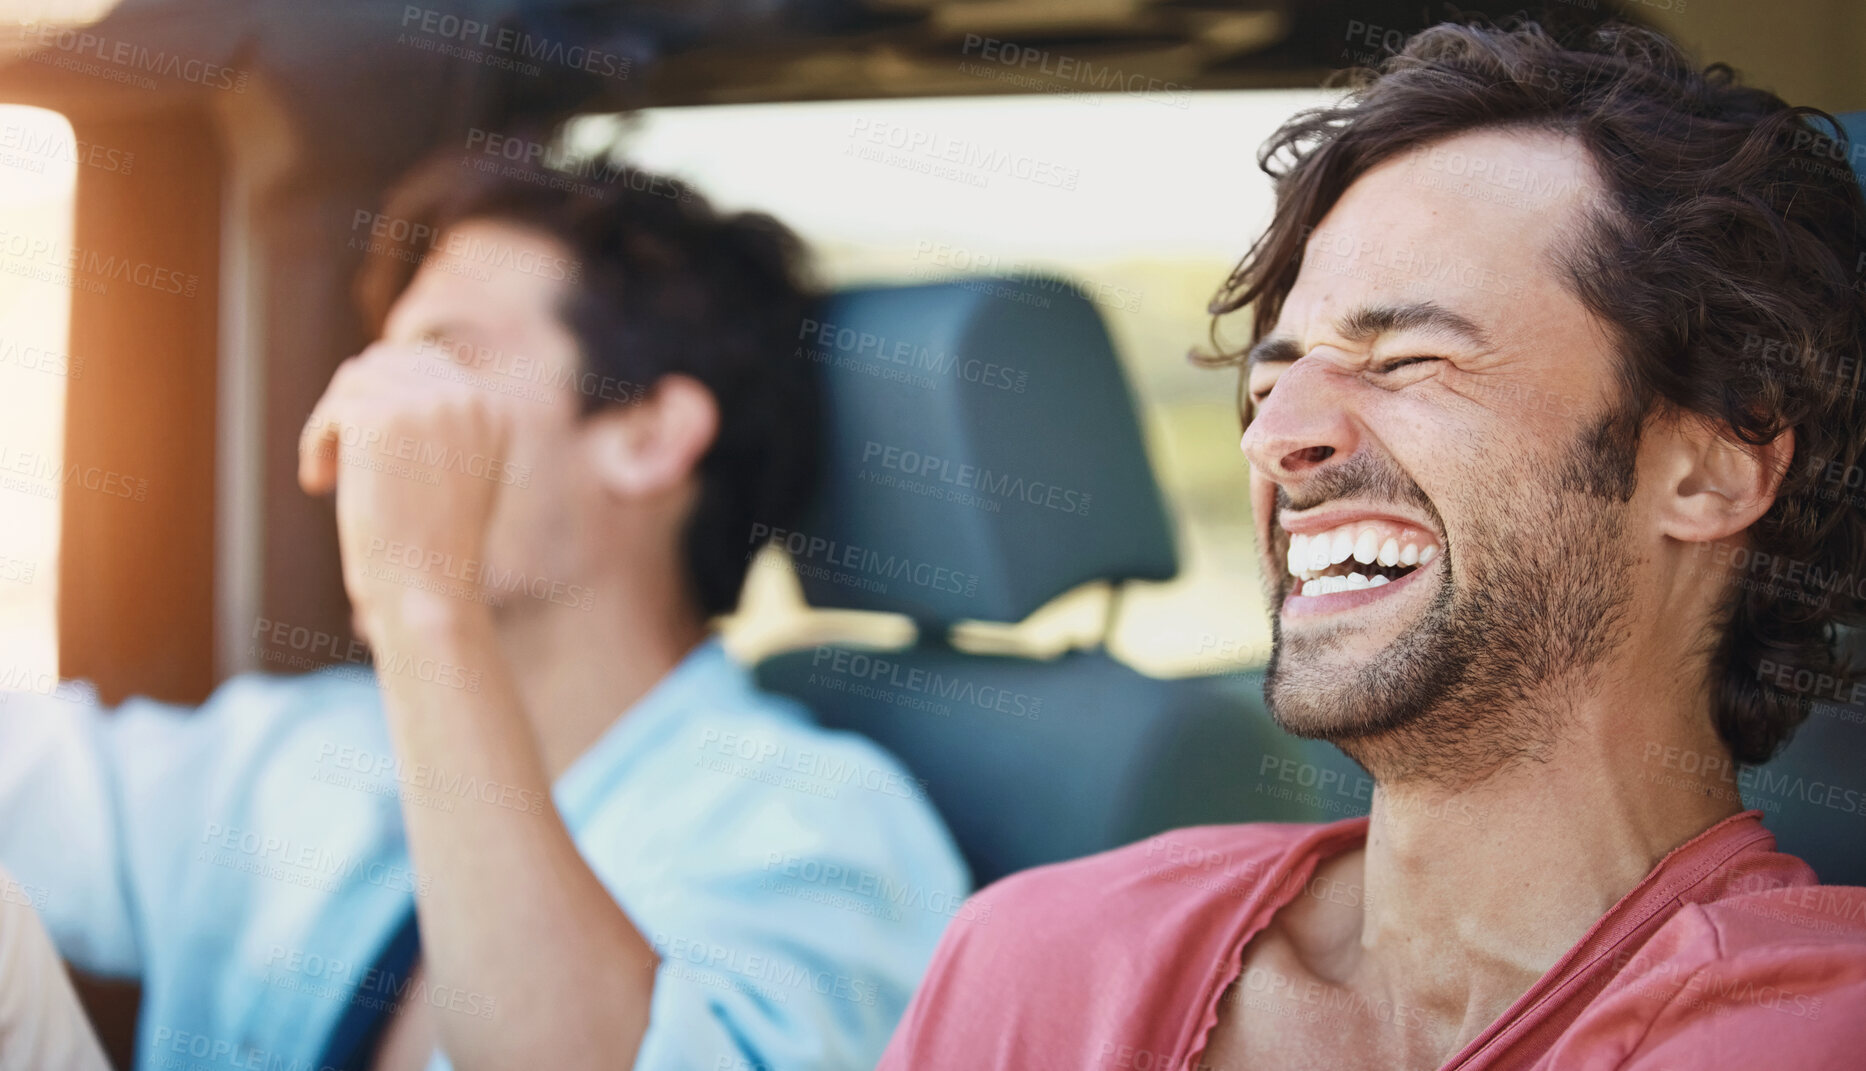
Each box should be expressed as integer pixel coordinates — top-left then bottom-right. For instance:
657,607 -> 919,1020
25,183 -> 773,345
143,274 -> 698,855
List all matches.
298,340 -> 526,629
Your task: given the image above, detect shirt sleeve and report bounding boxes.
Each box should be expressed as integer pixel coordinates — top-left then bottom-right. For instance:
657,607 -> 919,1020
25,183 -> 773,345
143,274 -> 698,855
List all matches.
619,741 -> 971,1071
1552,898 -> 1866,1069
0,683 -> 144,975
0,862 -> 110,1071
631,841 -> 968,1071
871,897 -> 971,1070
0,673 -> 319,979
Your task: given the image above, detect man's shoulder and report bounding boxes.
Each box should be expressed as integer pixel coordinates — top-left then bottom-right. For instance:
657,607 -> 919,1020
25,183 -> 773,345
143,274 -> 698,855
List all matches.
952,820 -> 1357,955
673,680 -> 938,810
877,821 -> 1359,1067
1561,884 -> 1866,1065
591,658 -> 968,886
1691,882 -> 1866,954
102,669 -> 388,799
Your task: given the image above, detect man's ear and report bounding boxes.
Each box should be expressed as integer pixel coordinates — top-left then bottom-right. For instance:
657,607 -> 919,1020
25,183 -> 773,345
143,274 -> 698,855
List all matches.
1655,413 -> 1794,543
585,375 -> 719,499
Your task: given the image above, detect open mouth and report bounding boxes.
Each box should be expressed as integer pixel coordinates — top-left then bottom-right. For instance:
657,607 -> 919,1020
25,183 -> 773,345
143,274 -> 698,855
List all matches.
1285,521 -> 1441,597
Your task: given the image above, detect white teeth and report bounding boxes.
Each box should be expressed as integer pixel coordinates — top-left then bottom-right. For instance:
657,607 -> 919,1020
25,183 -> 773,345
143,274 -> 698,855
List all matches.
1297,572 -> 1396,597
1307,535 -> 1332,572
1284,523 -> 1443,584
1329,529 -> 1354,564
1353,529 -> 1378,564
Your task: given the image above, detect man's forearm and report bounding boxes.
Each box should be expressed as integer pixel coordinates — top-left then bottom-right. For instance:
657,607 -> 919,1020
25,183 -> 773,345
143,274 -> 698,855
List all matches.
370,598 -> 657,1071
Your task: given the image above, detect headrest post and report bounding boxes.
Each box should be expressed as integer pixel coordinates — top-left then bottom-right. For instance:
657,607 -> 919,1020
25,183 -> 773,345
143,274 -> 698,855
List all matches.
1100,582 -> 1125,653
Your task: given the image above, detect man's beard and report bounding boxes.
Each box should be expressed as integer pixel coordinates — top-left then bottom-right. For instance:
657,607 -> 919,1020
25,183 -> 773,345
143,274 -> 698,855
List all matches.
1262,411 -> 1640,789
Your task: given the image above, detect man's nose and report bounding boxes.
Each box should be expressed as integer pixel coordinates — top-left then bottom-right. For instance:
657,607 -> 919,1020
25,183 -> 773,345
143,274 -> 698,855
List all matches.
1240,359 -> 1359,482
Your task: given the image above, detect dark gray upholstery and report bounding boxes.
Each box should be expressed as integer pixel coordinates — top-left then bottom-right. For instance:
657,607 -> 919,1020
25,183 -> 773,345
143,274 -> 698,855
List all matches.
758,648 -> 1369,887
787,280 -> 1175,627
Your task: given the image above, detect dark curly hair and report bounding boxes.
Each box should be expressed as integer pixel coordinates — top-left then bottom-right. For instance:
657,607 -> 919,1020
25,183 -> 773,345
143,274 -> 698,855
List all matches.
1207,19 -> 1866,765
357,139 -> 821,617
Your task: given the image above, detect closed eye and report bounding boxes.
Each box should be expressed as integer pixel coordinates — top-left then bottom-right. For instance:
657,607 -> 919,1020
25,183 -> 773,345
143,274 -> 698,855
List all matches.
1249,355 -> 1440,408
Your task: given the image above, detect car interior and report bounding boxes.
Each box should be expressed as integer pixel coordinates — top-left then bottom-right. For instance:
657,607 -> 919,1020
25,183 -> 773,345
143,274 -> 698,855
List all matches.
0,1 -> 1860,1064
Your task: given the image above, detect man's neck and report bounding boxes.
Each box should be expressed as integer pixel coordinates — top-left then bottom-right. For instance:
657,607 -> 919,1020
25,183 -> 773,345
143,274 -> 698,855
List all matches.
1341,672 -> 1743,1051
490,583 -> 710,781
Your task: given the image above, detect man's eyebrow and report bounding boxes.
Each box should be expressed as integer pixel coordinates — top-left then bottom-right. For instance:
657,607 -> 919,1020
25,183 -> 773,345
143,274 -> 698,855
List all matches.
1339,301 -> 1491,350
1247,300 -> 1491,368
1245,336 -> 1304,368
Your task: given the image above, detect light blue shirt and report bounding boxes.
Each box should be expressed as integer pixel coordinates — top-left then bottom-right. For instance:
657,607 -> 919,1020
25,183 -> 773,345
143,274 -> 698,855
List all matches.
0,640 -> 970,1070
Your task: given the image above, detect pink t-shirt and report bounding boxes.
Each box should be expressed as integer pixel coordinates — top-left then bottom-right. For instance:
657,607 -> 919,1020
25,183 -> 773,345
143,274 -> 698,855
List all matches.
878,811 -> 1866,1069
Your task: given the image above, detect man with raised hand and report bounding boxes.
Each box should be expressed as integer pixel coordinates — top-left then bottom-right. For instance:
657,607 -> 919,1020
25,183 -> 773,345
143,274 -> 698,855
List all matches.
880,20 -> 1866,1070
0,151 -> 966,1071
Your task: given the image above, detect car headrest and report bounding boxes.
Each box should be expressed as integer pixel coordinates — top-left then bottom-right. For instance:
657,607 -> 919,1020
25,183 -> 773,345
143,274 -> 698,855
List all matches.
784,278 -> 1177,627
